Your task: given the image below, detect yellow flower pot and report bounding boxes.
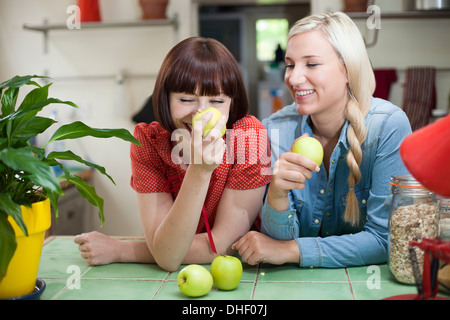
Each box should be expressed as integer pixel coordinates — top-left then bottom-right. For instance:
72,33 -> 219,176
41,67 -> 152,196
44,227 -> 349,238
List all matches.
0,198 -> 51,299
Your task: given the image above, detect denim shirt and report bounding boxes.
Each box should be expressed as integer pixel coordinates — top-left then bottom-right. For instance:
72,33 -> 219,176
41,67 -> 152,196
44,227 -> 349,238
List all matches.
261,97 -> 412,268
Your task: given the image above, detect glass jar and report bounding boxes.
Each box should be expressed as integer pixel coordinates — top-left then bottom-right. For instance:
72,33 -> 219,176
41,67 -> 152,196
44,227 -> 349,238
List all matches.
388,174 -> 439,284
439,198 -> 450,241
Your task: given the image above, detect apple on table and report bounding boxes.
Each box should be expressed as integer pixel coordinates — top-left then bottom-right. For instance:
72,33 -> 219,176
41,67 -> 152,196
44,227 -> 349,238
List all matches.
210,255 -> 243,291
177,264 -> 213,297
177,255 -> 243,297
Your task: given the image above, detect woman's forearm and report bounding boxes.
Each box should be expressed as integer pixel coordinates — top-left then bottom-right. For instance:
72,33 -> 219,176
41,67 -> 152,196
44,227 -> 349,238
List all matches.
115,231 -> 231,266
266,183 -> 291,212
117,240 -> 155,263
150,166 -> 213,271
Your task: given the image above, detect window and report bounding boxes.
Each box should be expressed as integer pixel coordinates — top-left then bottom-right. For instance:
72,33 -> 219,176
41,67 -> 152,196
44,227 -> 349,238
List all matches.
256,19 -> 288,62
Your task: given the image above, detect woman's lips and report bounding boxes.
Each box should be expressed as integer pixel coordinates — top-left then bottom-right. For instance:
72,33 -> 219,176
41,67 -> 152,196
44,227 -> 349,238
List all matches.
295,89 -> 315,101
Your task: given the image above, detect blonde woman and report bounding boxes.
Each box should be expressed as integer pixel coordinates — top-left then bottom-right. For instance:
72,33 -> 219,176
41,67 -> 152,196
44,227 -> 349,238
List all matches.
233,12 -> 412,267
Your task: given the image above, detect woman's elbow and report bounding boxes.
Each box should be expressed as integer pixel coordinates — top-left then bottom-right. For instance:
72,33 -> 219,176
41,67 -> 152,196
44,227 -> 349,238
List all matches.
155,257 -> 181,272
149,243 -> 182,271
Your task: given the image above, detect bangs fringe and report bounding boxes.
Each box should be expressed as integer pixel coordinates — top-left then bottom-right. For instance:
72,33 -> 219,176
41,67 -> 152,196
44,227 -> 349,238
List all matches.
166,46 -> 238,98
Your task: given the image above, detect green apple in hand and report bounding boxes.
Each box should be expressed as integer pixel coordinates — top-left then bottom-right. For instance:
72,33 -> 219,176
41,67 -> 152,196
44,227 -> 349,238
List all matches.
192,107 -> 226,137
292,136 -> 324,166
210,255 -> 243,291
177,264 -> 213,297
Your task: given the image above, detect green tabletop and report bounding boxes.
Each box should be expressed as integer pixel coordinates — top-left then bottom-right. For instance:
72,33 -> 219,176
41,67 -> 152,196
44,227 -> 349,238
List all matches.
37,237 -> 450,300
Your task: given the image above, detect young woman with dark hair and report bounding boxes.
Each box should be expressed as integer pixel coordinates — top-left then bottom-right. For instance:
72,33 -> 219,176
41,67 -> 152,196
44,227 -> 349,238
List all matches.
74,37 -> 271,271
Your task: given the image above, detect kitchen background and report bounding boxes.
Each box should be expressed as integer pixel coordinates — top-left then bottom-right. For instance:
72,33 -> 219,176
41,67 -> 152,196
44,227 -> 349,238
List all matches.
0,0 -> 449,237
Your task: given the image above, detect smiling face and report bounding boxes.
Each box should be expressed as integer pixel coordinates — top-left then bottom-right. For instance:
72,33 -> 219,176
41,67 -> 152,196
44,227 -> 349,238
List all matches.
169,92 -> 231,132
284,30 -> 349,118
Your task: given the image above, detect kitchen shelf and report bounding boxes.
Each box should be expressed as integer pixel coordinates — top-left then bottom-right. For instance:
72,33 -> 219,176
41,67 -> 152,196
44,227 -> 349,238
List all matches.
23,17 -> 179,53
347,10 -> 450,48
346,10 -> 450,19
23,18 -> 178,32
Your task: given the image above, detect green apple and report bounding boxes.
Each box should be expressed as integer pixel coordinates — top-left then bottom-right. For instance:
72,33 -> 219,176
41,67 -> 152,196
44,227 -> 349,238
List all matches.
292,136 -> 324,166
192,107 -> 226,137
210,255 -> 243,291
177,264 -> 213,297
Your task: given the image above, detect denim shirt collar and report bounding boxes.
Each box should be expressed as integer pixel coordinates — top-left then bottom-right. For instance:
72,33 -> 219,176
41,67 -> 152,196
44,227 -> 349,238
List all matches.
300,114 -> 350,151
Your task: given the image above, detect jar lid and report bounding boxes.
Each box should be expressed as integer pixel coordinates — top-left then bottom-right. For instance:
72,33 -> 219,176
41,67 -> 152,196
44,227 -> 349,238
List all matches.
390,174 -> 423,188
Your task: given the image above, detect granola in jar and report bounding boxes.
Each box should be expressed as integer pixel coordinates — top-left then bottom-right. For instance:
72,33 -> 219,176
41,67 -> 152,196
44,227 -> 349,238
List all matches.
388,175 -> 439,284
389,203 -> 439,283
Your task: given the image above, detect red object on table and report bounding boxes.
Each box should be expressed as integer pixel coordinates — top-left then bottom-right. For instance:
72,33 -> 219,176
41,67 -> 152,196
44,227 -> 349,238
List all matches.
399,115 -> 450,197
384,238 -> 450,300
78,0 -> 101,22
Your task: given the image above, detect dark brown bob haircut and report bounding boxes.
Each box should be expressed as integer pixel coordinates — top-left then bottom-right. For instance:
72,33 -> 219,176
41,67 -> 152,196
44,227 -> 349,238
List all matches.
152,37 -> 249,132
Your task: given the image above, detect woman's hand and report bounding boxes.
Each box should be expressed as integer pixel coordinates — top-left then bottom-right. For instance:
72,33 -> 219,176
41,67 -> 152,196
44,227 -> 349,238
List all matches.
232,231 -> 299,265
190,111 -> 227,172
74,231 -> 121,266
267,134 -> 319,211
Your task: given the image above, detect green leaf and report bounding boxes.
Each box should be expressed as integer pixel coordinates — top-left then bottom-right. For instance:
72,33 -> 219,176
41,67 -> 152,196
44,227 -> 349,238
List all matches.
14,98 -> 78,121
0,98 -> 78,138
0,193 -> 28,236
47,150 -> 115,185
1,87 -> 19,117
0,147 -> 63,196
45,191 -> 60,222
12,116 -> 56,142
0,75 -> 47,90
0,212 -> 17,282
17,83 -> 51,111
60,174 -> 105,226
29,144 -> 46,160
47,121 -> 141,146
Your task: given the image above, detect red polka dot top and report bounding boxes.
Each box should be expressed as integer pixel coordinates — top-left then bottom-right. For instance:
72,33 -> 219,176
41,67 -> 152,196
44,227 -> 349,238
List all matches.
130,115 -> 271,234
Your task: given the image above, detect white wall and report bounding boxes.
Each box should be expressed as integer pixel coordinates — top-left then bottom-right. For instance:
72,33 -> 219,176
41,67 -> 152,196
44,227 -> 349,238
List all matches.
311,0 -> 450,111
0,0 -> 194,236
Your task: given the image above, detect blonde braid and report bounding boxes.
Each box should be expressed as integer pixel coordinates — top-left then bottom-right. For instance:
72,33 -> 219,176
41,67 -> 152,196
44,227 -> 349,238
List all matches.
344,97 -> 367,226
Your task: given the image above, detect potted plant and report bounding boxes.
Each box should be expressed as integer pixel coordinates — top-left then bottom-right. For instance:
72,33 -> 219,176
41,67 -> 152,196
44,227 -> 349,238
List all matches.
0,75 -> 140,299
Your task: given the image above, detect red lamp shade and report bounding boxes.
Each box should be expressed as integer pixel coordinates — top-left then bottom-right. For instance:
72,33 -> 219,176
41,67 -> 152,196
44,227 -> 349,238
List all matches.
400,115 -> 450,197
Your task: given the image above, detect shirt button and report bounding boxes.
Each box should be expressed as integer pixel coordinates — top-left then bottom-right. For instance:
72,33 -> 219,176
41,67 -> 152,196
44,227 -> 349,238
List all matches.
362,199 -> 367,205
320,189 -> 325,195
287,214 -> 292,219
314,219 -> 320,224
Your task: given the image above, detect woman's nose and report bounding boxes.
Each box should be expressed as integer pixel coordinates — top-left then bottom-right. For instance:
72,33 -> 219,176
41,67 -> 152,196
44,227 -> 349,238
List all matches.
287,67 -> 307,87
196,98 -> 209,112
